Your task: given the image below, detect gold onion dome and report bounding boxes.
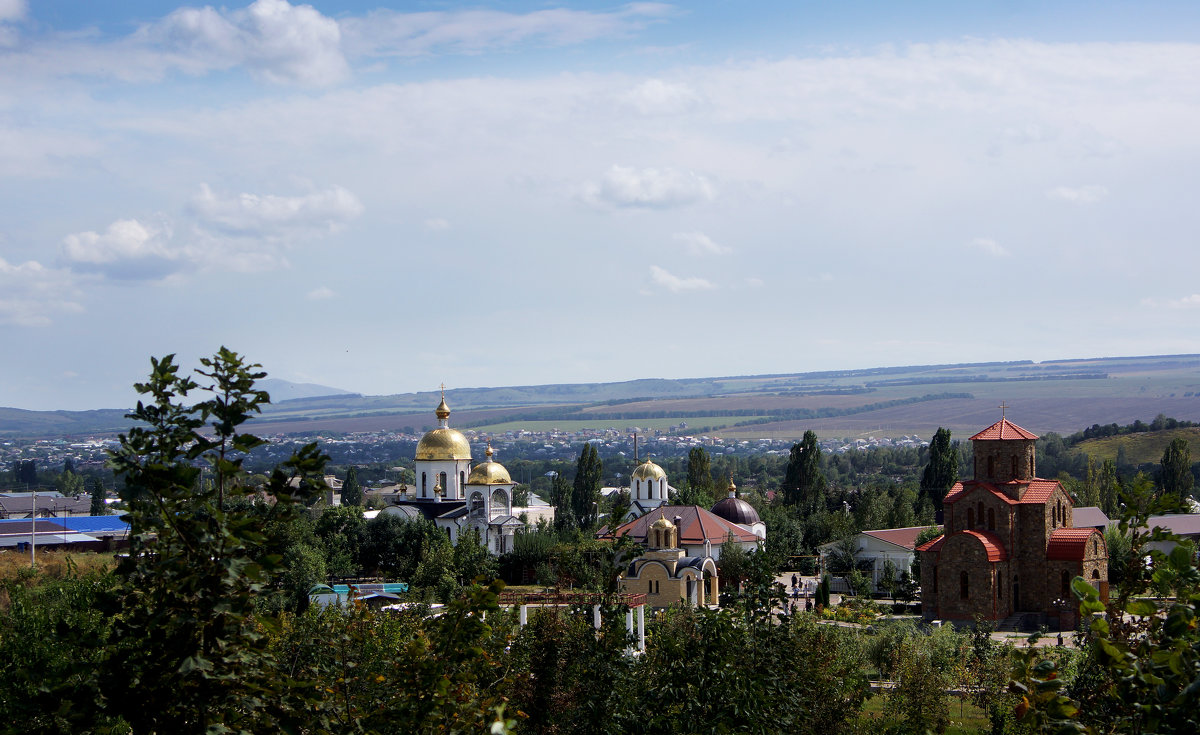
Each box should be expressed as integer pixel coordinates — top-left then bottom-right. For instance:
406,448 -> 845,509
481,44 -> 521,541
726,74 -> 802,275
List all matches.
415,388 -> 472,461
631,459 -> 667,481
416,429 -> 472,460
650,515 -> 675,531
467,443 -> 511,485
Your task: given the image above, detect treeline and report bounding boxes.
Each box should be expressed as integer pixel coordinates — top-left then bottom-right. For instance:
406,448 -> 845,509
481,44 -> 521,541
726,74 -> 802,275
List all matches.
1064,413 -> 1197,446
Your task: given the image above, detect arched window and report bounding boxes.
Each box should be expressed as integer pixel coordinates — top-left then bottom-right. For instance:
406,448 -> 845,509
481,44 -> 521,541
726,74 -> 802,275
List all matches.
1092,568 -> 1100,580
967,508 -> 975,529
421,473 -> 427,495
439,472 -> 447,495
460,471 -> 465,494
960,571 -> 969,600
636,480 -> 641,497
1061,571 -> 1070,597
987,507 -> 995,531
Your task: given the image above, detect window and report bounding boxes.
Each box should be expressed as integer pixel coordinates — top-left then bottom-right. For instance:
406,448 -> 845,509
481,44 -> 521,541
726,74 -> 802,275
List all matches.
421,473 -> 427,494
933,566 -> 938,593
1092,569 -> 1100,580
960,571 -> 969,600
460,471 -> 465,494
987,508 -> 995,531
1061,571 -> 1070,597
439,472 -> 447,494
967,508 -> 975,529
1011,455 -> 1018,478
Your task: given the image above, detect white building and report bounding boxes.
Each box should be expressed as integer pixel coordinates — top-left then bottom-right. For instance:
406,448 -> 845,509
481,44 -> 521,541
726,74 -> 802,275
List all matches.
818,526 -> 938,592
376,391 -> 528,555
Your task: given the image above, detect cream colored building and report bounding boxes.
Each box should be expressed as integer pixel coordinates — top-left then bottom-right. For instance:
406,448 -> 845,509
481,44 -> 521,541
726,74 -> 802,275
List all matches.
619,515 -> 720,608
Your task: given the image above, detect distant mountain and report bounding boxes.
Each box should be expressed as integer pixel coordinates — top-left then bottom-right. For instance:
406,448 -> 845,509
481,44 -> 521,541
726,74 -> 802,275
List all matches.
2,354 -> 1198,439
257,378 -> 356,402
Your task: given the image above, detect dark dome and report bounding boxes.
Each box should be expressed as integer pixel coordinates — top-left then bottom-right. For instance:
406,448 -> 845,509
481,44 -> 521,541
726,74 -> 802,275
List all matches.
710,496 -> 760,526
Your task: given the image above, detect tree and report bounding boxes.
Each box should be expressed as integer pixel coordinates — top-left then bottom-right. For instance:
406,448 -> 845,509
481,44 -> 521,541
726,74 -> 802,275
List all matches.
1099,458 -> 1120,515
880,558 -> 899,602
686,446 -> 714,497
1160,436 -> 1194,497
781,431 -> 826,509
452,526 -> 498,586
88,476 -> 108,516
340,465 -> 362,506
104,349 -> 329,734
550,473 -> 576,533
55,469 -> 84,498
572,443 -> 602,529
920,427 -> 958,511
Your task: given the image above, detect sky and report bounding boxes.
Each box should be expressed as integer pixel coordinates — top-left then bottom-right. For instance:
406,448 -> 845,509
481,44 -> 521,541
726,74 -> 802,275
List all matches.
2,0 -> 1200,410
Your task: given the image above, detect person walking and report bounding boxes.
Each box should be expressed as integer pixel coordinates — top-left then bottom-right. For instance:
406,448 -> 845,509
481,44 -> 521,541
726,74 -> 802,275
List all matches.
791,573 -> 798,588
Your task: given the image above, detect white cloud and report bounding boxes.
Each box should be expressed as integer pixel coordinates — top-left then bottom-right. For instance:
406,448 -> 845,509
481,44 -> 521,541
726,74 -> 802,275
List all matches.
61,184 -> 361,281
1046,185 -> 1109,204
0,0 -> 25,22
0,256 -> 82,326
649,265 -> 714,293
971,237 -> 1010,257
424,218 -> 450,231
342,3 -> 673,57
673,231 -> 730,255
190,184 -> 363,236
306,286 -> 335,300
1165,294 -> 1200,308
61,219 -> 185,280
744,277 -> 765,288
583,165 -> 714,209
622,78 -> 700,115
144,0 -> 349,85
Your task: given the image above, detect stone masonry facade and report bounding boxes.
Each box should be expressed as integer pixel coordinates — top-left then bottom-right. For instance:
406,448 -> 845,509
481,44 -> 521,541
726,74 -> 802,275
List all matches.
918,418 -> 1108,624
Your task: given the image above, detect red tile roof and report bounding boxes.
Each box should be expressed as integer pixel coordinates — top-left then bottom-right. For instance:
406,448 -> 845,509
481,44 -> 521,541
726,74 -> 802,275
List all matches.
608,505 -> 759,545
917,530 -> 1007,561
863,526 -> 942,551
1046,528 -> 1100,561
969,418 -> 1038,441
960,530 -> 1009,561
916,534 -> 944,553
944,479 -> 1061,506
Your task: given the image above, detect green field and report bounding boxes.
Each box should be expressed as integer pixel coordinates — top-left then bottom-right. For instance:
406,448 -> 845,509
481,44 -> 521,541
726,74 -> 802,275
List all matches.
471,416 -> 763,433
1075,427 -> 1200,464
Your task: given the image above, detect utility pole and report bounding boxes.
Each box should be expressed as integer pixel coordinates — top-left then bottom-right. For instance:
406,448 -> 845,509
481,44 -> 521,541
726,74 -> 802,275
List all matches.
30,487 -> 36,567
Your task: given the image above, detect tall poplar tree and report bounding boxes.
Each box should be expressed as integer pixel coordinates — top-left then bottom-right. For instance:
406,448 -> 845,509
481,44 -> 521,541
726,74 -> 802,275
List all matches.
686,447 -> 713,495
341,465 -> 363,506
920,427 -> 958,511
572,443 -> 603,529
1160,437 -> 1194,497
782,431 -> 826,509
89,476 -> 108,515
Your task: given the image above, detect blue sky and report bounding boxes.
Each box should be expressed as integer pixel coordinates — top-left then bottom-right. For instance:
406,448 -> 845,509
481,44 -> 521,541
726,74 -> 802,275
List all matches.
2,0 -> 1200,410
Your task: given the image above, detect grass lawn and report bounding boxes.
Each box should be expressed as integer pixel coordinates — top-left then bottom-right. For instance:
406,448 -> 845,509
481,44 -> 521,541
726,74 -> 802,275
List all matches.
858,692 -> 992,734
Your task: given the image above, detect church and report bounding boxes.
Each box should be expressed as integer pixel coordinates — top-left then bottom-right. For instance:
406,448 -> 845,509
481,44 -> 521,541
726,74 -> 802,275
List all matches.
917,417 -> 1108,627
376,391 -> 525,555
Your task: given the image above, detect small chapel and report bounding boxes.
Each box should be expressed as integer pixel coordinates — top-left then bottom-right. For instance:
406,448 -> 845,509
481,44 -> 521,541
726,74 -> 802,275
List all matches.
917,417 -> 1108,627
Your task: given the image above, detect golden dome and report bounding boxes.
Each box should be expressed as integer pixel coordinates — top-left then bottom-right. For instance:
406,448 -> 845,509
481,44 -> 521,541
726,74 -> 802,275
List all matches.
467,460 -> 511,485
631,460 -> 667,482
435,395 -> 451,420
650,515 -> 675,531
415,428 -> 472,461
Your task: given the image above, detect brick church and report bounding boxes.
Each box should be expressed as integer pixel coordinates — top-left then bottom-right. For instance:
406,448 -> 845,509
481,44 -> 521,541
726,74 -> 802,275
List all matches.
917,417 -> 1108,626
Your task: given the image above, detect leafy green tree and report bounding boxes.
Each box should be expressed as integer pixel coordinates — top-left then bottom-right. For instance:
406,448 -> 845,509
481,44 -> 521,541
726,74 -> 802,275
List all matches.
341,465 -> 362,506
412,535 -> 458,601
717,534 -> 752,592
314,504 -> 365,578
550,472 -> 576,533
104,349 -> 329,735
781,430 -> 826,509
686,445 -> 714,497
880,558 -> 899,602
88,476 -> 108,515
920,427 -> 958,511
55,469 -> 84,498
452,526 -> 498,586
571,443 -> 602,529
1160,436 -> 1194,497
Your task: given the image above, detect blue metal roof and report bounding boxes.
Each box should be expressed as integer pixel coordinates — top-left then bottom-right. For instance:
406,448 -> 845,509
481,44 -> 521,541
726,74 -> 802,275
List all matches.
57,516 -> 131,534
